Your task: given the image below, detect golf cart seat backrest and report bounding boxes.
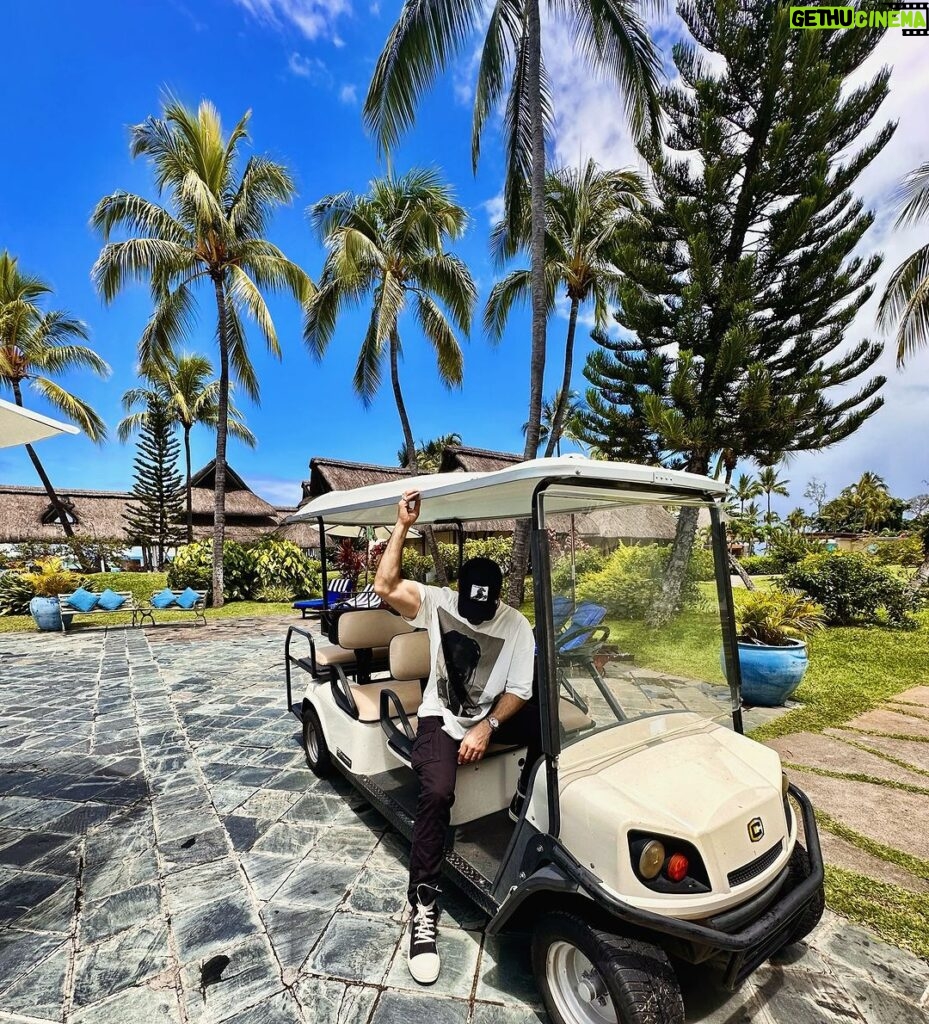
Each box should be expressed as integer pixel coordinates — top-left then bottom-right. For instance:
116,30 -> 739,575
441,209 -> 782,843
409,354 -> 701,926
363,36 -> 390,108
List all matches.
337,630 -> 431,723
335,608 -> 414,650
388,630 -> 431,684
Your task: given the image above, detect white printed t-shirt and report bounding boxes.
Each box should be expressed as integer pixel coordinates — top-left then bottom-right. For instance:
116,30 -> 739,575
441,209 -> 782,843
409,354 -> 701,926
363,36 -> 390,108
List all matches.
405,583 -> 535,741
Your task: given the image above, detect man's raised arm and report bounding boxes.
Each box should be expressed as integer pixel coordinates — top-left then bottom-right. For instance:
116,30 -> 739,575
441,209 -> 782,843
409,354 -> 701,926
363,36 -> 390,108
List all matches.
373,490 -> 423,620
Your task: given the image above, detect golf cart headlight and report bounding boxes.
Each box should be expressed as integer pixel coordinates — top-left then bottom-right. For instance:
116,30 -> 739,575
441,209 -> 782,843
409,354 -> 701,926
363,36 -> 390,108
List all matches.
638,840 -> 666,880
782,772 -> 790,797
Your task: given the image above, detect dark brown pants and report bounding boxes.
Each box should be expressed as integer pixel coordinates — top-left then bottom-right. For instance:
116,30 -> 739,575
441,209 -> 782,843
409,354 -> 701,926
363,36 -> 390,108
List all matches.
407,704 -> 542,903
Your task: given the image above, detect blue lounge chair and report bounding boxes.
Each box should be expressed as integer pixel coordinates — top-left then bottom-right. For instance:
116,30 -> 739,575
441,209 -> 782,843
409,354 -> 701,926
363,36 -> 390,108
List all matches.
552,595 -> 574,633
293,577 -> 354,618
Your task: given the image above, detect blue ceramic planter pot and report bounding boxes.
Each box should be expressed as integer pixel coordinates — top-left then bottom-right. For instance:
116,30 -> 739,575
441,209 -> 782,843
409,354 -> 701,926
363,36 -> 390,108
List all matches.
725,638 -> 809,707
29,596 -> 63,632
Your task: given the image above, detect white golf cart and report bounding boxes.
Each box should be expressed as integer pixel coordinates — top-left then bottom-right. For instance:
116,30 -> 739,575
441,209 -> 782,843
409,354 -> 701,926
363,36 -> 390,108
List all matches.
285,456 -> 825,1024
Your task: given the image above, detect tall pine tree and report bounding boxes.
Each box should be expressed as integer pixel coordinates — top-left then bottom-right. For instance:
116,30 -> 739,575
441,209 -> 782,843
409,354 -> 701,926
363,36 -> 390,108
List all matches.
124,395 -> 185,570
582,0 -> 892,624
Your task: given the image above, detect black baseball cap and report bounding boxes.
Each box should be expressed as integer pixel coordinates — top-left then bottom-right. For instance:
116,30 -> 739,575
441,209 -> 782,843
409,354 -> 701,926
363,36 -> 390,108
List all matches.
458,557 -> 503,624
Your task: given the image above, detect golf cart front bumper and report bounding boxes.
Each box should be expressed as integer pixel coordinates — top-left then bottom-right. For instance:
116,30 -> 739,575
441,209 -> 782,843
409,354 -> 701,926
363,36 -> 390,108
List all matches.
493,784 -> 824,990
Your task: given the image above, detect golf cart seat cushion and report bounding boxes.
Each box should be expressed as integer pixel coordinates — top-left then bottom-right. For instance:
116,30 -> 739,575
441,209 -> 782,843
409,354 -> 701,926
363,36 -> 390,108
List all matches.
336,608 -> 415,650
389,630 -> 430,682
315,644 -> 390,668
559,698 -> 594,734
350,679 -> 423,722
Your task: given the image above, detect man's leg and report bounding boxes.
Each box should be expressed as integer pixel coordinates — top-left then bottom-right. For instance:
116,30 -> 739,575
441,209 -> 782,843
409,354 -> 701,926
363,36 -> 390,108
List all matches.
406,716 -> 459,984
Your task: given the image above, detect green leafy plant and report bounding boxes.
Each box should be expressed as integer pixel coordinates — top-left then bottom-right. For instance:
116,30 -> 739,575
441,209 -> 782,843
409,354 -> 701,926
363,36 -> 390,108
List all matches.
20,557 -> 80,598
576,543 -> 706,620
869,535 -> 925,568
551,547 -> 608,594
255,583 -> 294,603
167,540 -> 257,603
0,572 -> 35,615
252,539 -> 320,598
739,554 -> 780,576
783,553 -> 915,628
735,590 -> 825,647
401,548 -> 434,584
764,529 -> 826,572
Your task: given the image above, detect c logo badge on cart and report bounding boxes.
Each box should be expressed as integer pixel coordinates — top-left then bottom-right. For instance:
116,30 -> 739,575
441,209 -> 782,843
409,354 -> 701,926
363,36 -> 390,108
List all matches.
747,817 -> 765,843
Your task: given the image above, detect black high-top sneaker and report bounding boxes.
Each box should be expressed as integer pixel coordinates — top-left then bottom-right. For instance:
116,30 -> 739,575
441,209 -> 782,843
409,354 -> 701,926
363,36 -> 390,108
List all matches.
407,884 -> 441,984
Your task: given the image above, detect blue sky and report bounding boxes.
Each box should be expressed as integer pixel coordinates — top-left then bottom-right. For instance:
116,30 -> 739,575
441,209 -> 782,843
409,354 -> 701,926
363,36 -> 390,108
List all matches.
1,0 -> 928,515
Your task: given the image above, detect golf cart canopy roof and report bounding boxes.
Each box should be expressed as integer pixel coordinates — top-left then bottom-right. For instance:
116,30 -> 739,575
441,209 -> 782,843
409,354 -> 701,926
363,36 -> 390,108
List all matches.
288,455 -> 726,527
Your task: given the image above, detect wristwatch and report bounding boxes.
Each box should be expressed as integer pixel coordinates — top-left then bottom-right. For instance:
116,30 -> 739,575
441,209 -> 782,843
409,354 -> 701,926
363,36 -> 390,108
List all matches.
487,715 -> 500,732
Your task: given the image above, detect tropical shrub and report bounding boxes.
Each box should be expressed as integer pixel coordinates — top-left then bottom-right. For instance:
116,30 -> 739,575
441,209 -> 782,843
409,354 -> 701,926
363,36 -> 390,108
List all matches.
251,539 -> 321,598
739,554 -> 779,576
576,543 -> 703,619
401,548 -> 434,583
552,547 -> 607,594
735,590 -> 825,646
167,540 -> 257,602
764,530 -> 825,571
0,572 -> 35,615
255,583 -> 295,603
85,571 -> 169,606
21,558 -> 80,598
782,553 -> 915,628
868,535 -> 924,568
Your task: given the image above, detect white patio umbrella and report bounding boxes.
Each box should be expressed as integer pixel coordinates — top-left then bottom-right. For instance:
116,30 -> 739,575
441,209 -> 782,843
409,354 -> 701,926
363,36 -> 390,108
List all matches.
0,397 -> 79,448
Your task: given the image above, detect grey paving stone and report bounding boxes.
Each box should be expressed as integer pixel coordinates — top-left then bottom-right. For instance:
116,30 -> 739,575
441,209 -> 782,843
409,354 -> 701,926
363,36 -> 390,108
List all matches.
216,988 -> 305,1024
181,934 -> 281,1024
841,975 -> 929,1024
72,920 -> 172,1007
814,920 -> 929,1003
81,882 -> 163,944
71,983 -> 184,1024
1,797 -> 82,828
347,860 -> 409,918
304,912 -> 400,983
251,823 -> 320,859
753,967 -> 868,1023
371,990 -> 471,1024
82,845 -> 160,901
470,1004 -> 548,1024
305,825 -> 381,865
0,870 -> 69,924
172,893 -> 263,964
0,940 -> 70,1020
237,789 -> 302,821
264,770 -> 315,793
273,859 -> 359,910
224,815 -> 276,852
164,857 -> 244,913
0,929 -> 65,992
284,792 -> 360,826
161,827 -> 231,871
211,784 -> 258,815
260,903 -> 333,971
15,875 -> 77,934
476,932 -> 542,1008
240,851 -> 298,901
292,976 -> 379,1024
0,830 -> 72,869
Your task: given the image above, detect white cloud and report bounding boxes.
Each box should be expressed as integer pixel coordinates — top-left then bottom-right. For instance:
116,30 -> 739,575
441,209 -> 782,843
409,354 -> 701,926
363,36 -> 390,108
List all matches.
339,83 -> 358,105
287,51 -> 331,85
369,0 -> 379,13
482,192 -> 505,226
244,475 -> 304,507
234,0 -> 351,43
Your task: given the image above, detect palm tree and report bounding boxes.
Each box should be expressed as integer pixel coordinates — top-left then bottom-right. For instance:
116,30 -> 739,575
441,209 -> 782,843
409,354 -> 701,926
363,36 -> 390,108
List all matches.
877,161 -> 929,365
785,508 -> 807,535
92,98 -> 312,605
489,160 -> 645,455
758,465 -> 790,524
522,389 -> 585,456
306,169 -> 476,586
731,473 -> 763,515
364,0 -> 662,604
118,353 -> 257,543
397,432 -> 463,474
0,252 -> 109,543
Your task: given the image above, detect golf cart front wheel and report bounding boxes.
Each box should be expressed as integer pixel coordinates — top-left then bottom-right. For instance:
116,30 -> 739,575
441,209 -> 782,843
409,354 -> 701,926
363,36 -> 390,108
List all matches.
785,842 -> 825,946
302,704 -> 332,777
533,912 -> 684,1024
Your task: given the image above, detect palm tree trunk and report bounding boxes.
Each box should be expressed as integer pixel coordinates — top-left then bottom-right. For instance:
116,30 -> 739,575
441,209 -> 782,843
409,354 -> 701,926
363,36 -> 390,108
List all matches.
184,425 -> 194,545
211,276 -> 229,608
11,380 -> 77,543
544,298 -> 579,459
390,331 -> 448,588
508,0 -> 547,609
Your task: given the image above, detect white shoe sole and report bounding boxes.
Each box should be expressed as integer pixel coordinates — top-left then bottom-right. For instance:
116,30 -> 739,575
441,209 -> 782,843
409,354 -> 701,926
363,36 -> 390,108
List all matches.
408,952 -> 440,985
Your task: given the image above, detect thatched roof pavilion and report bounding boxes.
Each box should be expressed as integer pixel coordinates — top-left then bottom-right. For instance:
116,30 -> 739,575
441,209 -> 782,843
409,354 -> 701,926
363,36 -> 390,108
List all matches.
0,460 -> 280,546
300,458 -> 413,505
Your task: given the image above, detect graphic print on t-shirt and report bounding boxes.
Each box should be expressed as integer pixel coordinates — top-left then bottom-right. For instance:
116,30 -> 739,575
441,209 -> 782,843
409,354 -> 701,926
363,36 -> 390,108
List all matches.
435,606 -> 506,719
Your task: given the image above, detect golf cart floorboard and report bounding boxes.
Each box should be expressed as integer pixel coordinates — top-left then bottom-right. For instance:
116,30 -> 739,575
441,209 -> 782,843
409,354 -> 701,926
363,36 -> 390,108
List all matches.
354,766 -> 510,914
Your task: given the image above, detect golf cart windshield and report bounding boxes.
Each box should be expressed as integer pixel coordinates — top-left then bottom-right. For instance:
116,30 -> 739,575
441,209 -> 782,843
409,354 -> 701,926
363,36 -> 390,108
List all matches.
537,490 -> 738,750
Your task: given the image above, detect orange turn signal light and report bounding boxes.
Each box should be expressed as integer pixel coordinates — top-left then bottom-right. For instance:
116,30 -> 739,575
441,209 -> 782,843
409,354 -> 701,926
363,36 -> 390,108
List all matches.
666,853 -> 690,883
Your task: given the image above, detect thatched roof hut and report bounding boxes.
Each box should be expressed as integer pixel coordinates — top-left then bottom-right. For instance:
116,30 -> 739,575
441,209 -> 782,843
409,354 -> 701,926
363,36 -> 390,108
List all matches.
273,510 -> 322,551
439,445 -> 522,474
300,458 -> 413,505
0,460 -> 281,546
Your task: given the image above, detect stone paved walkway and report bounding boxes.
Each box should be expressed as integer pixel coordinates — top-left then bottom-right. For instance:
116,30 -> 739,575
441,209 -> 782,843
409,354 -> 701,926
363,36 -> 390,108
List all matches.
1,620 -> 928,1023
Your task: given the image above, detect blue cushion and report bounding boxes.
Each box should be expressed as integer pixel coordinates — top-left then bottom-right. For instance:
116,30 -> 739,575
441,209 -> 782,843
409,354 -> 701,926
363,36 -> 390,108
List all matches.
151,588 -> 177,609
174,587 -> 200,610
67,587 -> 99,613
96,588 -> 126,611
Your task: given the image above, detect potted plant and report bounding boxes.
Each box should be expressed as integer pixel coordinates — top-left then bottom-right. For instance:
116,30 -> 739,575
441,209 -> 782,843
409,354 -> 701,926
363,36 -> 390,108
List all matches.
22,558 -> 80,631
728,590 -> 825,706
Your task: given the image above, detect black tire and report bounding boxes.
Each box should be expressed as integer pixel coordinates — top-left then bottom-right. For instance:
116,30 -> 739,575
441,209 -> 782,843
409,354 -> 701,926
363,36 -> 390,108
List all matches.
302,704 -> 332,777
532,911 -> 684,1024
784,842 -> 825,946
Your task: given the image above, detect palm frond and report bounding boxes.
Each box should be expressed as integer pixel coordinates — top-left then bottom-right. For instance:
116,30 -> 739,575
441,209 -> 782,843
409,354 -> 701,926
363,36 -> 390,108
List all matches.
894,161 -> 929,229
30,377 -> 107,442
876,242 -> 929,365
414,292 -> 465,387
471,0 -> 522,172
91,191 -> 191,244
224,305 -> 261,402
226,267 -> 281,358
138,283 -> 198,369
410,252 -> 476,333
92,239 -> 197,304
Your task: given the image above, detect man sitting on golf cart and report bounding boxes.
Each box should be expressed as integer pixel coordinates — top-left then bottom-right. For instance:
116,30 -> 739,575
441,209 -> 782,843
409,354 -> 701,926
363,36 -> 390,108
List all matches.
374,489 -> 541,986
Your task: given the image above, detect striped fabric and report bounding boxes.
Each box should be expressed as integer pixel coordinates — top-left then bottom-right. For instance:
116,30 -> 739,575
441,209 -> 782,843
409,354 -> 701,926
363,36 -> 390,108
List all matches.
327,577 -> 354,597
336,583 -> 382,610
